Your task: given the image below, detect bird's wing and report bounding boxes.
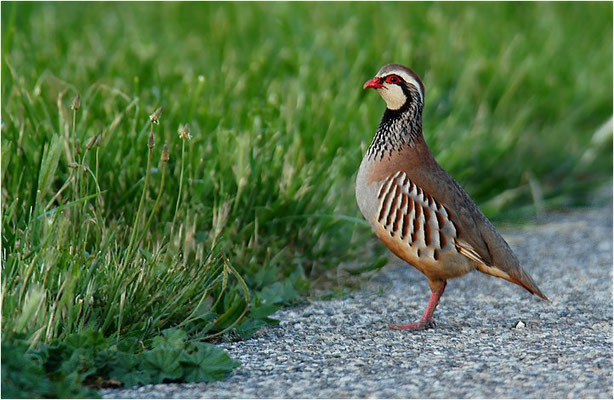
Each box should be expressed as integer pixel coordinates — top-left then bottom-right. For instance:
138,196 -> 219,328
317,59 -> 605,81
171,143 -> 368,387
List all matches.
403,163 -> 548,300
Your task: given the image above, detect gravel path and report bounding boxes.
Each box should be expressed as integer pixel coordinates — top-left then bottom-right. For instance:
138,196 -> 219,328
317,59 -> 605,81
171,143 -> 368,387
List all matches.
103,205 -> 613,399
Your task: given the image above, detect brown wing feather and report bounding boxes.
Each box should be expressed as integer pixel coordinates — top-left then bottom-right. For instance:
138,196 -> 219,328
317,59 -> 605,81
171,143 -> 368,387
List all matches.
399,140 -> 548,300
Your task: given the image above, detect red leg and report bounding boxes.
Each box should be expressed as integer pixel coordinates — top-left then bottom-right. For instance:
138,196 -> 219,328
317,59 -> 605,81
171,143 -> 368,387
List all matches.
390,281 -> 447,331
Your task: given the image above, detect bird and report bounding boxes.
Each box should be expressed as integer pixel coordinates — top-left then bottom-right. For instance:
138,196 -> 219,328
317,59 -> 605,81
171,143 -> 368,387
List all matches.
356,64 -> 548,331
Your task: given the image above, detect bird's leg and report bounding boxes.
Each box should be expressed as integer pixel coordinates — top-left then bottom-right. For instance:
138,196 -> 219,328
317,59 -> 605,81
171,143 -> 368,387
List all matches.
389,281 -> 447,331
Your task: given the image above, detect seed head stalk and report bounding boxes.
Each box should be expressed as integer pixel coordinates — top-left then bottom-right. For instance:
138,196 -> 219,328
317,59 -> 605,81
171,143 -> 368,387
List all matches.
172,124 -> 191,238
125,108 -> 162,263
104,109 -> 160,334
71,94 -> 80,235
126,124 -> 155,260
172,140 -> 186,233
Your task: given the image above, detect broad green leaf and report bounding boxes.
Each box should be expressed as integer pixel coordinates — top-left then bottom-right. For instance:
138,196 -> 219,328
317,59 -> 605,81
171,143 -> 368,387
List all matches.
143,347 -> 183,383
107,352 -> 151,387
180,343 -> 239,382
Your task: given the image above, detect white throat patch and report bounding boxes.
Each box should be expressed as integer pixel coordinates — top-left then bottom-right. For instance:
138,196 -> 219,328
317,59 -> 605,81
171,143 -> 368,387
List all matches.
377,85 -> 406,110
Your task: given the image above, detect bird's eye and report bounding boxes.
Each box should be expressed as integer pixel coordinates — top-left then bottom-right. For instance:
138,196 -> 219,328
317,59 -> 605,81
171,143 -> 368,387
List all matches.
386,75 -> 400,84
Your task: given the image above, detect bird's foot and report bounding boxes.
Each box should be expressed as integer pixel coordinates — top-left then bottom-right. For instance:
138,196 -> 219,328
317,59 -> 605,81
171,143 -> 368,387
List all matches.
389,318 -> 435,331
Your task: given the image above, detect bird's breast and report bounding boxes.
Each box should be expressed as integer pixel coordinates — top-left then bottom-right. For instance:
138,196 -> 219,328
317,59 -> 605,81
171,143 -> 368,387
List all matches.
355,155 -> 380,222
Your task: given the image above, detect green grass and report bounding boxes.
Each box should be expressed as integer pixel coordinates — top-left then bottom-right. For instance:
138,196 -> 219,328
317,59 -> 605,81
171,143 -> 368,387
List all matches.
1,2 -> 612,397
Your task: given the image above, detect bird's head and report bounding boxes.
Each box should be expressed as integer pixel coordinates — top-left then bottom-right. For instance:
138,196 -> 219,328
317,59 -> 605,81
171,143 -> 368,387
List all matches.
363,64 -> 425,112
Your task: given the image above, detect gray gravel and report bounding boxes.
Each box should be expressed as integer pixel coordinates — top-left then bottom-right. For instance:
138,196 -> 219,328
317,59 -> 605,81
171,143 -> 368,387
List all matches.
103,205 -> 613,399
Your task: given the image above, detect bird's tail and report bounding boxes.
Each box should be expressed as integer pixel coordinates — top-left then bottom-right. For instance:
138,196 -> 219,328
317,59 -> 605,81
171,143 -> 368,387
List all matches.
477,263 -> 549,301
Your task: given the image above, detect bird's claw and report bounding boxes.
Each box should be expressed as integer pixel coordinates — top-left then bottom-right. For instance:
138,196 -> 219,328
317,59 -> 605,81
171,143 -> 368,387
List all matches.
389,318 -> 436,331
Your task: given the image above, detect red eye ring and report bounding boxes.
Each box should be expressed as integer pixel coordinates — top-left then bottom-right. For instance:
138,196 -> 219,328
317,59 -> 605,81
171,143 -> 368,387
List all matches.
385,75 -> 400,84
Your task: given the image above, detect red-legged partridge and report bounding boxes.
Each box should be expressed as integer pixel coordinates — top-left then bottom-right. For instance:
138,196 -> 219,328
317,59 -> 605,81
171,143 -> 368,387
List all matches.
356,64 -> 548,331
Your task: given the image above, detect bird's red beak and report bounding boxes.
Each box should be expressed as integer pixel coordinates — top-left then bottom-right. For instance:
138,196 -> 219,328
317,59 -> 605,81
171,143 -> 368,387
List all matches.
363,77 -> 384,89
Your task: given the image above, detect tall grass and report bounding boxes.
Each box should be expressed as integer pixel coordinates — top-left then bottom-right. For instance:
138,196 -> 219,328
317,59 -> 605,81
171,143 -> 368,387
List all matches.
1,1 -> 612,395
